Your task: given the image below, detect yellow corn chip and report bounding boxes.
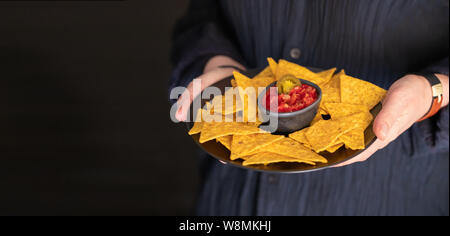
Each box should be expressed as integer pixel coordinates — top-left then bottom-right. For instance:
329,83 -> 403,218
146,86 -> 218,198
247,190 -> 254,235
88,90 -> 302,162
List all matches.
324,103 -> 371,120
311,112 -> 324,125
216,135 -> 232,150
267,57 -> 278,76
209,88 -> 244,115
230,133 -> 284,160
233,71 -> 275,122
199,121 -> 265,143
325,142 -> 344,153
230,78 -> 237,88
276,59 -> 328,85
288,127 -> 312,149
306,112 -> 369,153
248,137 -> 328,163
317,67 -> 337,85
339,128 -> 365,150
242,152 -> 316,166
254,66 -> 273,78
188,108 -> 205,135
340,74 -> 386,109
319,69 -> 345,107
325,69 -> 345,89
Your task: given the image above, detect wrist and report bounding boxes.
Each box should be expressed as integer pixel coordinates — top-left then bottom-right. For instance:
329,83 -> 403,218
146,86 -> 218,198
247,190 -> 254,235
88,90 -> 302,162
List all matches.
415,75 -> 434,119
412,73 -> 446,122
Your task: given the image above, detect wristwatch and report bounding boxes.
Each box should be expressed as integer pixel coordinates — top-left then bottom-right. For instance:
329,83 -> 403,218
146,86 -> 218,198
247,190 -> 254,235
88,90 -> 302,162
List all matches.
414,73 -> 444,122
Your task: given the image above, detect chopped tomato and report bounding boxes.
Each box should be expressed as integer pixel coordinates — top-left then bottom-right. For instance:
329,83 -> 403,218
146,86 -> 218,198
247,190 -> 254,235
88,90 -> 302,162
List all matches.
264,84 -> 318,113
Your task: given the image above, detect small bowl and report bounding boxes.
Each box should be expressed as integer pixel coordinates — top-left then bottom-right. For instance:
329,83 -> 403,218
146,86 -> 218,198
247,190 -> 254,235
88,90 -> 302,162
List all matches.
257,79 -> 322,133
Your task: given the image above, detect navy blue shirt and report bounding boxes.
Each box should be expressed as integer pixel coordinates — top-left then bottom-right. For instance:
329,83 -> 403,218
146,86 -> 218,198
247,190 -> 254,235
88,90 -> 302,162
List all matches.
170,0 -> 449,215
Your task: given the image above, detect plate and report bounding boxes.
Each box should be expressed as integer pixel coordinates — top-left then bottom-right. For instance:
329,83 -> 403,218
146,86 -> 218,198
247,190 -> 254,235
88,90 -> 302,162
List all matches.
184,68 -> 381,173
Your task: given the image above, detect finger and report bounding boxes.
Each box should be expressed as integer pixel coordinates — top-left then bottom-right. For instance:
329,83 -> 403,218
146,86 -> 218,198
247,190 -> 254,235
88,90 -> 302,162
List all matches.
333,139 -> 386,167
372,86 -> 408,142
175,67 -> 237,121
175,82 -> 194,122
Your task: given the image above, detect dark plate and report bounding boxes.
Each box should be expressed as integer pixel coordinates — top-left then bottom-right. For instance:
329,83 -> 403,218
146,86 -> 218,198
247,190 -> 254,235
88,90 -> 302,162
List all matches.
183,68 -> 382,173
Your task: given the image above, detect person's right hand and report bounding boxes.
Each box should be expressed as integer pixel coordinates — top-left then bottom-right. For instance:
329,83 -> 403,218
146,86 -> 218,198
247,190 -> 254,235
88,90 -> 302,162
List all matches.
175,55 -> 245,122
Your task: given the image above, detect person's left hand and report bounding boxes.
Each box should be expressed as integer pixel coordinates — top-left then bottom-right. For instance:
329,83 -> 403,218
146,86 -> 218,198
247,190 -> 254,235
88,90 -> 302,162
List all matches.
334,74 -> 436,167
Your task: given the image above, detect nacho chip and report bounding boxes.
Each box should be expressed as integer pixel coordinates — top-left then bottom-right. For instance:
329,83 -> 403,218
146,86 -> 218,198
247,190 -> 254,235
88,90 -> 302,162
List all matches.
230,133 -> 284,160
267,57 -> 278,76
321,86 -> 341,104
233,71 -> 275,122
311,112 -> 324,125
319,69 -> 345,107
324,103 -> 370,120
254,66 -> 273,78
242,152 -> 316,166
340,74 -> 386,109
317,67 -> 337,85
305,112 -> 370,153
188,108 -> 205,135
234,71 -> 275,90
276,59 -> 328,85
325,142 -> 344,153
199,121 -> 265,143
339,128 -> 365,150
248,137 -> 328,163
230,78 -> 237,88
306,112 -> 372,151
220,88 -> 243,115
288,127 -> 312,148
216,135 -> 232,150
306,119 -> 343,152
325,69 -> 345,89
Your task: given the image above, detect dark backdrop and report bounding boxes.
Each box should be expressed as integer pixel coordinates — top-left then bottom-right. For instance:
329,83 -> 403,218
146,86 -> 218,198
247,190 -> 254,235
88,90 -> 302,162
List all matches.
0,1 -> 199,215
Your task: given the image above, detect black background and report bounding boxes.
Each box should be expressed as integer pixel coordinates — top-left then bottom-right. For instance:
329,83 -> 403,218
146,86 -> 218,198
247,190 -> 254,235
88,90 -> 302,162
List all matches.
0,1 -> 200,215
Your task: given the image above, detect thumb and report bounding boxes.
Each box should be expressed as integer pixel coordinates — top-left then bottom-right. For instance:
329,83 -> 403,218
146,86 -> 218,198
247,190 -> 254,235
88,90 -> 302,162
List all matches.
372,88 -> 404,142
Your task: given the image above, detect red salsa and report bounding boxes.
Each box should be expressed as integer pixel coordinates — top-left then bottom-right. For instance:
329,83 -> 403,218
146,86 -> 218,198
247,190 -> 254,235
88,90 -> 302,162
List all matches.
265,84 -> 318,113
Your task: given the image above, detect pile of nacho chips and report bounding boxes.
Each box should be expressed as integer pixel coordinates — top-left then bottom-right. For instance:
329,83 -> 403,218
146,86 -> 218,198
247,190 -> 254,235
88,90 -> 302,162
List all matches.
188,58 -> 386,167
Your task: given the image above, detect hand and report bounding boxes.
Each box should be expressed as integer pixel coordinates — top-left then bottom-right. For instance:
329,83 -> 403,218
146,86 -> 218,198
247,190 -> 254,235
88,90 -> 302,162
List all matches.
334,74 -> 446,167
175,56 -> 245,121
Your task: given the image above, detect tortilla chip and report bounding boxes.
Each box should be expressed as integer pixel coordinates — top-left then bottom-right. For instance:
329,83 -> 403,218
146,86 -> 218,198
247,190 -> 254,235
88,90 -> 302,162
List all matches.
230,78 -> 237,88
305,111 -> 370,153
199,121 -> 265,143
267,57 -> 278,76
248,137 -> 328,163
216,135 -> 232,150
340,74 -> 386,109
276,59 -> 328,85
311,112 -> 324,125
288,127 -> 312,148
234,71 -> 275,90
339,128 -> 365,150
254,66 -> 273,78
321,86 -> 341,104
242,152 -> 316,166
325,69 -> 345,89
230,133 -> 284,160
213,88 -> 243,115
306,119 -> 342,152
188,108 -> 205,135
233,71 -> 275,122
317,67 -> 337,85
324,103 -> 371,120
325,142 -> 344,153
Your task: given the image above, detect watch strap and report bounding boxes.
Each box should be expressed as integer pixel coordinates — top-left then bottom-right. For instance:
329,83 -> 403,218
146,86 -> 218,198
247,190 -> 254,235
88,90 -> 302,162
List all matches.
414,73 -> 444,122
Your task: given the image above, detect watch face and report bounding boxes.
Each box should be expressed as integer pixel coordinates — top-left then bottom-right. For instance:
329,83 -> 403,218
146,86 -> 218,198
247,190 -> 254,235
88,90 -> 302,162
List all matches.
431,84 -> 444,102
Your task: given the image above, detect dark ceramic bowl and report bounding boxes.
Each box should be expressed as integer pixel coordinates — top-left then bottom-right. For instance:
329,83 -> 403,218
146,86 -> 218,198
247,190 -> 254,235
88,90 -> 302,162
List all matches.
258,79 -> 322,133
